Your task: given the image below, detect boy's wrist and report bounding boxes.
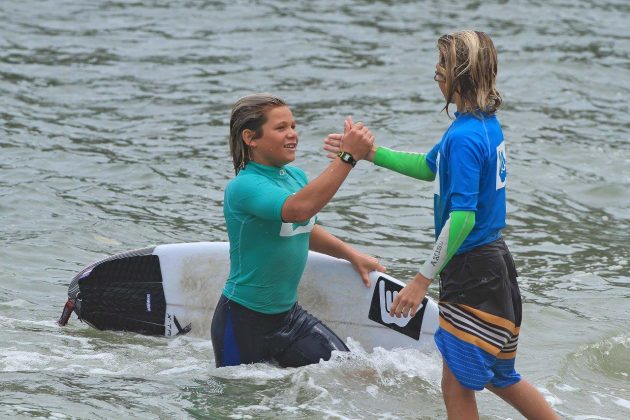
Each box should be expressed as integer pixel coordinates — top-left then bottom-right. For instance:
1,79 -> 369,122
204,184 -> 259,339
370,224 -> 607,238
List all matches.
366,145 -> 378,162
412,272 -> 432,289
337,151 -> 357,167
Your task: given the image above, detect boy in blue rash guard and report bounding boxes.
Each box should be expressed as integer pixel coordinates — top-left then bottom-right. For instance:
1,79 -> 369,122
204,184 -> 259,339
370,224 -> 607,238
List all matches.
211,93 -> 386,368
324,32 -> 557,419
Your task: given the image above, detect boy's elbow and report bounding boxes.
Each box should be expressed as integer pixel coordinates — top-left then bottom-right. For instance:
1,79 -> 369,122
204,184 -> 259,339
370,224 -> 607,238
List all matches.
287,210 -> 313,223
413,172 -> 436,181
281,200 -> 315,223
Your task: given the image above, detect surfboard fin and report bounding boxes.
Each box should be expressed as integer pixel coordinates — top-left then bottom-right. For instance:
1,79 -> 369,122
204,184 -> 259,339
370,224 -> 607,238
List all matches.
57,298 -> 75,326
173,316 -> 191,335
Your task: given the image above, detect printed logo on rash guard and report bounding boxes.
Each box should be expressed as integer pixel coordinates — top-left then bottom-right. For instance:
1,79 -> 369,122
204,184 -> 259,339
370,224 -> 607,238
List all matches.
279,217 -> 315,237
434,152 -> 441,196
496,142 -> 507,190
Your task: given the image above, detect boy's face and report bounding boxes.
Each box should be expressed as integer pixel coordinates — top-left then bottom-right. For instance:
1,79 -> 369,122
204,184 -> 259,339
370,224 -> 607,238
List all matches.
435,63 -> 447,100
249,106 -> 298,167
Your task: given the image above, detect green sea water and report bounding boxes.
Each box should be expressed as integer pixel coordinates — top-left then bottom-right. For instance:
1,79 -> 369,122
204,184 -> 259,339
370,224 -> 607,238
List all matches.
1,0 -> 629,418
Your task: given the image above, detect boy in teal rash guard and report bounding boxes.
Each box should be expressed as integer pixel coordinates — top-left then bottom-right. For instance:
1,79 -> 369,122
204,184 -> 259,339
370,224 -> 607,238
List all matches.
211,93 -> 385,369
223,162 -> 313,314
324,31 -> 557,419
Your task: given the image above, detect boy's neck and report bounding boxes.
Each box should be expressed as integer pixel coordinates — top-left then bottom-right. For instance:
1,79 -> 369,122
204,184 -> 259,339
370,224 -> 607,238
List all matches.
451,91 -> 465,112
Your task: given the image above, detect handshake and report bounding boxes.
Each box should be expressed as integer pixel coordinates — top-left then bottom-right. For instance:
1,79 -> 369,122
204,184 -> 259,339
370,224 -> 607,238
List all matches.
323,117 -> 377,164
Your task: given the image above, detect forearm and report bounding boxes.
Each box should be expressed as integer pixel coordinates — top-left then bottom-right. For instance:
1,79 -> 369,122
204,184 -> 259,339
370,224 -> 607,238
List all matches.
418,210 -> 475,280
282,158 -> 352,222
309,225 -> 354,260
372,147 -> 436,181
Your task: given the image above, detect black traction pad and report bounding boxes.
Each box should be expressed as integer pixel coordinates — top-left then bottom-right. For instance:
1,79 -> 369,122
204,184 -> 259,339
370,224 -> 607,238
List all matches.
77,255 -> 166,335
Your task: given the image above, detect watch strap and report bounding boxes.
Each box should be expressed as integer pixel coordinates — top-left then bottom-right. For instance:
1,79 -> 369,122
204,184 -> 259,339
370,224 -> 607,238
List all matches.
337,151 -> 357,167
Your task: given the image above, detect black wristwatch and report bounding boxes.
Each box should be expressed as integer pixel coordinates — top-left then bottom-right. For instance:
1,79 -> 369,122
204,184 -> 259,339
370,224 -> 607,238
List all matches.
337,151 -> 357,167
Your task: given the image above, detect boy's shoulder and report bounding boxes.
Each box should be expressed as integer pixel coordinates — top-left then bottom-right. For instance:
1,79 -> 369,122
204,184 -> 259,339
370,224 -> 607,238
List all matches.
226,169 -> 268,194
449,114 -> 500,142
284,164 -> 306,177
228,165 -> 306,188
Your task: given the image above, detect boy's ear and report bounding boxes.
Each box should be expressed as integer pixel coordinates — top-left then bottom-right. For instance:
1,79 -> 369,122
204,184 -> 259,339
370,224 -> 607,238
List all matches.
242,129 -> 256,147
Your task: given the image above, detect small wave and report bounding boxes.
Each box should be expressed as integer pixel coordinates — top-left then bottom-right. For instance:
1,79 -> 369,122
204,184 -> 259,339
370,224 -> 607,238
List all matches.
205,339 -> 441,419
570,332 -> 630,381
0,299 -> 32,308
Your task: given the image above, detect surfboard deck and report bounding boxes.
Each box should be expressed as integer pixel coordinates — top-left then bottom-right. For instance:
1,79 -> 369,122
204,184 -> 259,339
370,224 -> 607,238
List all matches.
60,242 -> 439,351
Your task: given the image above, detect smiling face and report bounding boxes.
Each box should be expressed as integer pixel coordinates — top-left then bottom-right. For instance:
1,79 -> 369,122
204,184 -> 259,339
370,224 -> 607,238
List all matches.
246,105 -> 298,167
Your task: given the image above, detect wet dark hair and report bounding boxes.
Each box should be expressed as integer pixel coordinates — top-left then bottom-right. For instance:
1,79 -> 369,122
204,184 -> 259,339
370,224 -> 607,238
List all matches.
229,93 -> 287,174
437,30 -> 502,116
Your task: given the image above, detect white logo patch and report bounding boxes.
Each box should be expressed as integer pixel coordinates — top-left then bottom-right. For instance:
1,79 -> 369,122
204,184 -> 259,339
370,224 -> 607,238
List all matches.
279,217 -> 315,237
496,141 -> 507,190
433,152 -> 441,196
379,280 -> 413,327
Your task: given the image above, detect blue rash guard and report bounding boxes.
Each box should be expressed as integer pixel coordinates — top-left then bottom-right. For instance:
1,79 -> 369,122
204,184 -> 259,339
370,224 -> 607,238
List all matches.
425,112 -> 507,254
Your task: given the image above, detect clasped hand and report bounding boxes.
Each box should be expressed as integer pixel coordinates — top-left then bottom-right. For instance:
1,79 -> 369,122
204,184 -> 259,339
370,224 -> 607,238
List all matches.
325,117 -> 374,161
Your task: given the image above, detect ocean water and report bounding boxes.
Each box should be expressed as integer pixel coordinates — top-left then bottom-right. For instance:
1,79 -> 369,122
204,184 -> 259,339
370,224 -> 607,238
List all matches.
1,0 -> 629,418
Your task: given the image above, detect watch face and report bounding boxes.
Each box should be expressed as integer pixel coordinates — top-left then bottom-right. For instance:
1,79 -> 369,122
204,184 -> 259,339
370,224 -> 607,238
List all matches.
338,152 -> 355,166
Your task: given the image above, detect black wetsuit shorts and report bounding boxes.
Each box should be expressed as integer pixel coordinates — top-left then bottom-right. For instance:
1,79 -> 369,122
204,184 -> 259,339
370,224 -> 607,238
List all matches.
210,295 -> 349,368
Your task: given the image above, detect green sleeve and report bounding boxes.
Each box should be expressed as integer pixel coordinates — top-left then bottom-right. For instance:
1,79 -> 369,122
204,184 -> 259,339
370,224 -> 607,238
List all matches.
419,210 -> 475,280
373,147 -> 436,181
444,210 -> 475,270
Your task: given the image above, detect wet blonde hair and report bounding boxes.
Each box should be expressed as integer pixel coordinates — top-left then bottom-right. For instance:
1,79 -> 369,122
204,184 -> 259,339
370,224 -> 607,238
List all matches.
437,30 -> 502,116
229,93 -> 287,174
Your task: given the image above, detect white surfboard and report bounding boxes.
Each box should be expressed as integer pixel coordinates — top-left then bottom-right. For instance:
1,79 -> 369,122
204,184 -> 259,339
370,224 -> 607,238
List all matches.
59,242 -> 439,351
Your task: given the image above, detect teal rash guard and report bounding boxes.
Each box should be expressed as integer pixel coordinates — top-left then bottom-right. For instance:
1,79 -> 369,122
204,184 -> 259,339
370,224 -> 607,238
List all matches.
222,162 -> 316,314
373,146 -> 475,279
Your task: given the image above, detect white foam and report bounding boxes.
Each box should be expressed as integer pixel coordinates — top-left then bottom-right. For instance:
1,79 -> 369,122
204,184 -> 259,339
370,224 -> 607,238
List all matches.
612,397 -> 630,410
365,384 -> 379,397
342,339 -> 441,389
555,383 -> 579,392
0,299 -> 31,308
232,405 -> 271,413
609,333 -> 630,348
291,371 -> 331,402
88,368 -> 117,375
206,339 -> 441,420
5,406 -> 71,419
538,386 -> 562,407
211,362 -> 293,383
0,314 -> 58,328
156,364 -> 206,376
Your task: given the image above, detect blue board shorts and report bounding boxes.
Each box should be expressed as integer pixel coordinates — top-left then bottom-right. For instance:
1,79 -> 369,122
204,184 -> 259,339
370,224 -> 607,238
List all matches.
435,238 -> 522,390
211,294 -> 348,368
